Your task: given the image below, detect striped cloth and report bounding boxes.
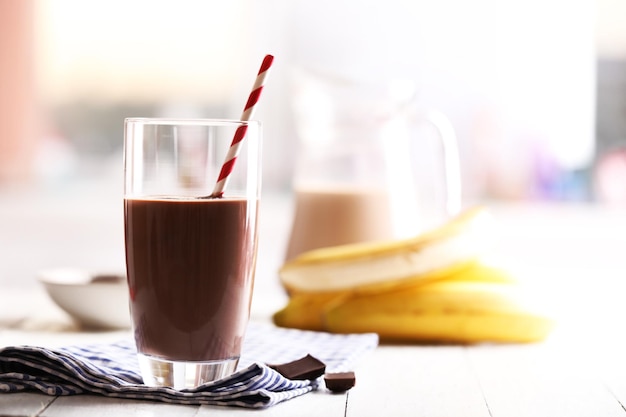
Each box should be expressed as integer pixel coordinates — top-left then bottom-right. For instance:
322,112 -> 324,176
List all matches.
0,322 -> 378,408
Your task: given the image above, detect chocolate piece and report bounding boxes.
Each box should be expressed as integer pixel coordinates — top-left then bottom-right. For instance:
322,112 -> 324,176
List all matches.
324,372 -> 356,392
268,354 -> 326,380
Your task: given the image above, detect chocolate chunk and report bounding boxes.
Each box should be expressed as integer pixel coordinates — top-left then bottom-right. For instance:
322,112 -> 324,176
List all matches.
268,354 -> 326,380
324,372 -> 356,392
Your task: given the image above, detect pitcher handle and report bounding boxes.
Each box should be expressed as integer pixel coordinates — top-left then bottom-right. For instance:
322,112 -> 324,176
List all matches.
422,110 -> 462,216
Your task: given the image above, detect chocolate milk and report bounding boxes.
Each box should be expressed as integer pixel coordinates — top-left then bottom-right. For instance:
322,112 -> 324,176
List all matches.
124,197 -> 257,362
285,187 -> 395,260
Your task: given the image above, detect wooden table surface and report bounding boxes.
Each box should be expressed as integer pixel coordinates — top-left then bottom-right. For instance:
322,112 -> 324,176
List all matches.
1,187 -> 626,416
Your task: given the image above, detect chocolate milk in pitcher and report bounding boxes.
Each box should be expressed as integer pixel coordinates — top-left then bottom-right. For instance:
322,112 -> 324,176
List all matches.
285,186 -> 395,260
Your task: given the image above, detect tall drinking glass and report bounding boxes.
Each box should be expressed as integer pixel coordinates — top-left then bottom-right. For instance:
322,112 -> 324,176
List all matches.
123,118 -> 261,389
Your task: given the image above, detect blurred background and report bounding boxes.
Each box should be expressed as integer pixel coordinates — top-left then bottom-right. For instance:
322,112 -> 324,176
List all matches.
1,0 -> 625,290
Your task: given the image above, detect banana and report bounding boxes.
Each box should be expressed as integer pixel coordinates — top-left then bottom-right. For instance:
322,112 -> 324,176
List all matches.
273,262 -> 524,335
279,206 -> 494,294
324,280 -> 553,343
273,291 -> 349,332
273,206 -> 553,344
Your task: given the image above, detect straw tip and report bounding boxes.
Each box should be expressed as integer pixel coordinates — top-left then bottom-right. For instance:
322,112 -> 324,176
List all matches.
260,55 -> 274,72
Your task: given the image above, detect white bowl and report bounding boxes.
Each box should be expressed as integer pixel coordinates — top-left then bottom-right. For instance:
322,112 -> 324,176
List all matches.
38,268 -> 131,329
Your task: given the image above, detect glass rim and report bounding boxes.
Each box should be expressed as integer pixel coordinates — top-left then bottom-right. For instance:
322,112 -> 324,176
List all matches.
124,117 -> 261,127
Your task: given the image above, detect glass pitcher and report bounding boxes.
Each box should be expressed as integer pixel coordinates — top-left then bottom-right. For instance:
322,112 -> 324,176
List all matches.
285,68 -> 462,261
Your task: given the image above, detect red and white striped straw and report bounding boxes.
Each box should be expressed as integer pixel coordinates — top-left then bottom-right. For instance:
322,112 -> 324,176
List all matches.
210,54 -> 274,198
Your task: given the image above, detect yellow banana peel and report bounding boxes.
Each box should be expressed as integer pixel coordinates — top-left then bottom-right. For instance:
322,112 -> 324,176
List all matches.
273,291 -> 349,331
272,262 -> 552,343
279,207 -> 494,294
273,205 -> 554,344
272,262 -> 487,331
324,280 -> 553,343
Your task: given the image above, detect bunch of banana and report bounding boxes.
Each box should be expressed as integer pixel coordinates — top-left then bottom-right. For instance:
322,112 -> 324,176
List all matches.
273,207 -> 553,343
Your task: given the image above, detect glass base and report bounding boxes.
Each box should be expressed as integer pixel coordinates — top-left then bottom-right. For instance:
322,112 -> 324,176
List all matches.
137,353 -> 239,389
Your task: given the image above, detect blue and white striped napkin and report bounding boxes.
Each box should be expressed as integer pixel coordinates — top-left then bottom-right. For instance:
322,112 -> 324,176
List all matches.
0,323 -> 378,408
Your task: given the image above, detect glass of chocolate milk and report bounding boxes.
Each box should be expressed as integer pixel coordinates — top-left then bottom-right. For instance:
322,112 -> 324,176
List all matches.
123,118 -> 261,389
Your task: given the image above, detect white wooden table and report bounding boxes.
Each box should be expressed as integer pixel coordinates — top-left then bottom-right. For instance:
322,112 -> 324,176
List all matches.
2,185 -> 626,416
